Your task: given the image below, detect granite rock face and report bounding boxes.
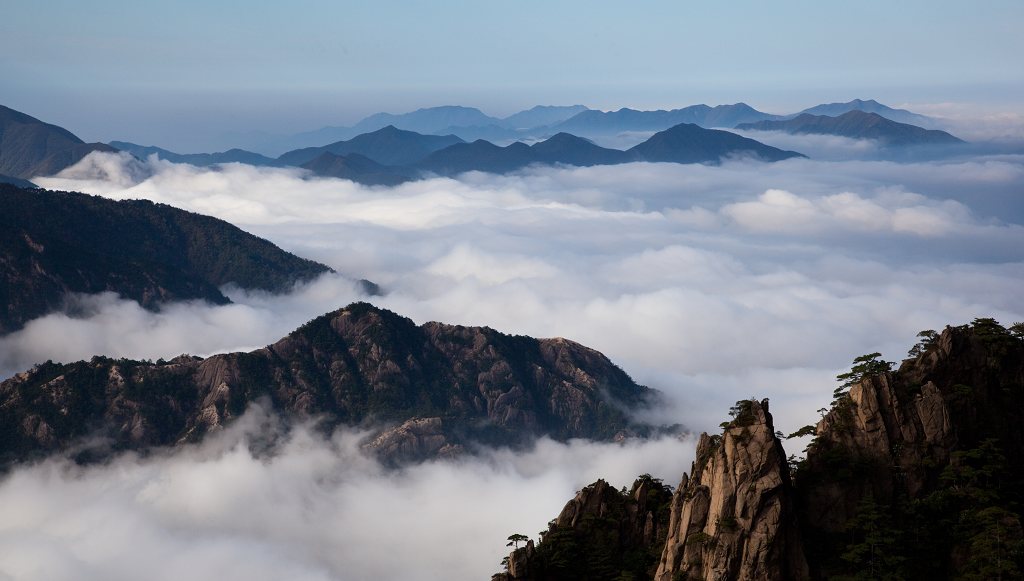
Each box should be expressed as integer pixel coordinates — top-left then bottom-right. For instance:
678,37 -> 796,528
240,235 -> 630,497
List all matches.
493,321 -> 1024,580
655,399 -> 808,581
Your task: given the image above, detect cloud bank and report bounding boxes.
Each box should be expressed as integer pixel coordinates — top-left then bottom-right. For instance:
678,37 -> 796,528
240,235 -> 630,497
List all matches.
0,405 -> 694,581
4,149 -> 1021,579
26,152 -> 1024,431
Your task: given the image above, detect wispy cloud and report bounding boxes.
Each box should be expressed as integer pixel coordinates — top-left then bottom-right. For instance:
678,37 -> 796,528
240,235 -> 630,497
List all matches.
0,404 -> 695,581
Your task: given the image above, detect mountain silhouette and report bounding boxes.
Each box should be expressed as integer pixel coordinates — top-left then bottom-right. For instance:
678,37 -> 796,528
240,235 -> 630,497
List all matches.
628,123 -> 805,163
736,110 -> 964,147
301,151 -> 411,186
0,105 -> 117,179
278,125 -> 464,167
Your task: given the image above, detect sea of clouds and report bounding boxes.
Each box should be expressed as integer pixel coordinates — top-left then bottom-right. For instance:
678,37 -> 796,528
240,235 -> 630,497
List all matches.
1,143 -> 1021,579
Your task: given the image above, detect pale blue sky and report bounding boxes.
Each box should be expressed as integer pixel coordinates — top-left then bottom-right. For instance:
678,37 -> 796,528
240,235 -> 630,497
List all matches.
3,0 -> 1022,151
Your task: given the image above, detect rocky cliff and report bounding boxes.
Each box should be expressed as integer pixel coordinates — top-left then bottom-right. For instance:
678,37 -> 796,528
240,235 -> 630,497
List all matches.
496,475 -> 674,581
0,303 -> 658,466
797,319 -> 1024,578
492,319 -> 1024,580
655,399 -> 808,581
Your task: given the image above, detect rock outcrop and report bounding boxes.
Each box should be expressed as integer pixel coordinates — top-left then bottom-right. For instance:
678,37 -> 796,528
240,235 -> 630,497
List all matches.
797,319 -> 1024,577
496,475 -> 674,580
655,399 -> 808,581
0,303 -> 658,466
492,320 -> 1024,580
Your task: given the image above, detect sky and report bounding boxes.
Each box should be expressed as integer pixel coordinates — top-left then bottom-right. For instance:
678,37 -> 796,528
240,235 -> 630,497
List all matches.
2,0 -> 1023,151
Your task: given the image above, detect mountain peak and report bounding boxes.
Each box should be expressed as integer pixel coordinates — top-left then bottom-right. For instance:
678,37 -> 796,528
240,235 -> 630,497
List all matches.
0,104 -> 115,178
628,122 -> 805,163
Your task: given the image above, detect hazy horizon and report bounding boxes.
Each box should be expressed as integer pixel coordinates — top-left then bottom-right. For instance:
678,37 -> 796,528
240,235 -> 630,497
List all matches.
3,0 -> 1023,151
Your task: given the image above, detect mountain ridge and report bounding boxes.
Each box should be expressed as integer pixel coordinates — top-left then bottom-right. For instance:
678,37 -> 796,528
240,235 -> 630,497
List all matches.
0,105 -> 117,179
794,98 -> 935,127
736,110 -> 964,147
628,123 -> 805,163
109,141 -> 280,167
277,125 -> 464,167
0,302 -> 661,466
0,184 -> 335,334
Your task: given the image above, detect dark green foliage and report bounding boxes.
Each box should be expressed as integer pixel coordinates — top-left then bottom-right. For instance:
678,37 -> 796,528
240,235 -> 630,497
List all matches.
834,353 -> 892,404
726,399 -> 758,427
798,322 -> 1024,579
0,184 -> 331,332
507,533 -> 530,549
907,329 -> 939,358
957,506 -> 1024,581
838,493 -> 906,580
524,476 -> 674,581
787,425 -> 817,439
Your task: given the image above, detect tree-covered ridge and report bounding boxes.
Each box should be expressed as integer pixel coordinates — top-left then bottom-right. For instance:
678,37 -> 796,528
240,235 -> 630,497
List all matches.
0,184 -> 332,333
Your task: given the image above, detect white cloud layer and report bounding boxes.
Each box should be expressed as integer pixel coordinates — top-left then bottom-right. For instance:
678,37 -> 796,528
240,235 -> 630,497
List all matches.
3,150 -> 1020,579
0,405 -> 695,581
27,151 -> 1024,429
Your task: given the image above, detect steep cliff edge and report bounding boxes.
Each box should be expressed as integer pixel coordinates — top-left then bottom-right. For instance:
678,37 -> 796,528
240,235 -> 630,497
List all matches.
797,319 -> 1024,577
655,399 -> 808,581
491,319 -> 1024,580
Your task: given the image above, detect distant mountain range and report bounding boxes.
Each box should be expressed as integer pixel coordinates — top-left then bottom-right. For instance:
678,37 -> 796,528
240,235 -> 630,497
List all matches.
0,302 -> 659,465
551,103 -> 781,136
237,99 -> 945,156
0,184 -> 337,334
108,141 -> 280,167
269,105 -> 590,154
736,110 -> 965,147
0,105 -> 116,179
501,104 -> 590,129
277,125 -> 464,167
0,100 -> 962,187
292,123 -> 803,183
792,98 -> 935,127
301,152 -> 412,186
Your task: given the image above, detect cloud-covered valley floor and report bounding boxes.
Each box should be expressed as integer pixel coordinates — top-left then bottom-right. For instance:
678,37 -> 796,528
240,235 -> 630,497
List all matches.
2,147 -> 1021,579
